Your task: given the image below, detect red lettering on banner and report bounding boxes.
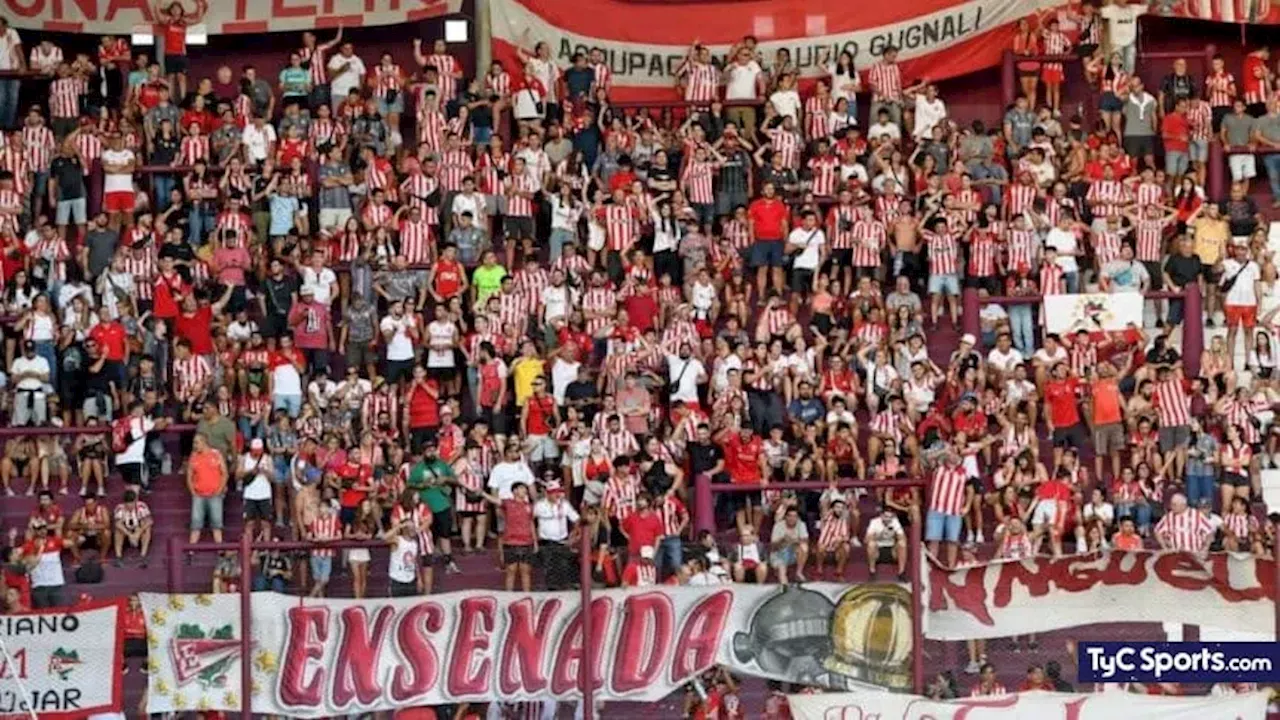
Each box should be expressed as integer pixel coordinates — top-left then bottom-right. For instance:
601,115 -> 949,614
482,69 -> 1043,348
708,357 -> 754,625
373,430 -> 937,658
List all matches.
1154,552 -> 1214,593
103,0 -> 152,23
1062,696 -> 1088,720
279,605 -> 331,709
992,557 -> 1056,607
235,0 -> 249,20
950,694 -> 1020,719
272,0 -> 317,18
669,590 -> 732,683
6,0 -> 44,18
51,0 -> 98,20
927,564 -> 993,625
447,596 -> 497,696
549,597 -> 612,696
390,601 -> 445,702
498,598 -> 560,695
331,605 -> 396,708
611,592 -> 675,694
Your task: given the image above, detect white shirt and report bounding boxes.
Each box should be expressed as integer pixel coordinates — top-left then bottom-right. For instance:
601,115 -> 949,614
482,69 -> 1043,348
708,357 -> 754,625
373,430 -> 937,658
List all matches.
1045,227 -> 1080,273
241,123 -> 277,163
114,416 -> 155,465
711,353 -> 742,394
787,226 -> 825,270
272,359 -> 302,395
550,195 -> 581,232
101,148 -> 136,194
27,539 -> 64,588
1100,3 -> 1145,47
488,460 -> 535,500
827,63 -> 860,103
527,57 -> 558,102
551,358 -> 579,405
987,347 -> 1022,373
425,320 -> 456,367
388,536 -> 419,584
913,96 -> 947,140
11,354 -> 50,391
534,498 -> 580,542
381,315 -> 417,361
451,193 -> 484,225
327,53 -> 367,99
768,89 -> 802,121
868,121 -> 901,142
1222,258 -> 1261,306
866,515 -> 905,547
724,61 -> 763,100
240,453 -> 273,501
666,355 -> 705,404
300,266 -> 337,306
0,28 -> 21,71
542,284 -> 572,323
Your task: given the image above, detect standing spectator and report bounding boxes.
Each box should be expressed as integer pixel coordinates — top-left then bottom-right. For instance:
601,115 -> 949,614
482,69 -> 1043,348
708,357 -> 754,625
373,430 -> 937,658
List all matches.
1159,57 -> 1198,114
156,0 -> 207,102
1253,98 -> 1280,207
867,46 -> 904,125
187,432 -> 227,547
237,438 -> 275,542
21,520 -> 65,608
1161,96 -> 1191,181
1221,99 -> 1256,188
768,504 -> 810,583
1122,77 -> 1158,170
1220,241 -> 1261,367
926,451 -> 968,567
326,42 -> 366,112
533,480 -> 579,589
0,17 -> 22,130
1099,0 -> 1144,73
724,45 -> 764,138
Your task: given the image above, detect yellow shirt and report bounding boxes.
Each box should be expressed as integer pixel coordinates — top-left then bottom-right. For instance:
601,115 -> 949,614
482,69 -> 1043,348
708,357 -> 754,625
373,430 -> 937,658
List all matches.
511,357 -> 544,407
1191,217 -> 1228,266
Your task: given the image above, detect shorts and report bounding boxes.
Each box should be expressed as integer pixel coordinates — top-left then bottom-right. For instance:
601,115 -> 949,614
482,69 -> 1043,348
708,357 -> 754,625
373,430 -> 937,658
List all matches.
431,507 -> 455,539
524,434 -> 559,462
1099,92 -> 1124,112
925,510 -> 963,543
1042,66 -> 1065,85
1032,498 -> 1058,527
505,544 -> 536,566
1052,423 -> 1087,449
56,198 -> 87,225
390,579 -> 419,597
79,533 -> 102,552
1229,154 -> 1257,181
164,54 -> 189,74
243,498 -> 273,522
1225,304 -> 1258,329
1093,423 -> 1125,455
124,638 -> 148,659
1165,150 -> 1190,179
875,546 -> 897,565
749,240 -> 785,268
790,268 -> 815,293
1122,135 -> 1156,158
769,545 -> 798,568
385,358 -> 416,385
1223,471 -> 1251,488
104,190 -> 134,213
377,96 -> 405,116
1189,139 -> 1209,163
504,216 -> 535,240
190,494 -> 224,531
1158,425 -> 1191,453
309,555 -> 333,582
927,273 -> 960,296
428,366 -> 456,383
346,341 -> 377,370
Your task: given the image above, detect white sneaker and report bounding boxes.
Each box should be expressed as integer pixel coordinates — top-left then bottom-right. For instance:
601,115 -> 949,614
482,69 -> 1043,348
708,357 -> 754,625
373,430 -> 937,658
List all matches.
964,660 -> 982,674
966,531 -> 976,544
975,531 -> 985,544
851,537 -> 863,548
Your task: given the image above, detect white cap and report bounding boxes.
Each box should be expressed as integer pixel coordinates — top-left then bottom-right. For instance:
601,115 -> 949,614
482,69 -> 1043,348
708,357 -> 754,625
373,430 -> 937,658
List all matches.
960,333 -> 976,346
639,545 -> 655,560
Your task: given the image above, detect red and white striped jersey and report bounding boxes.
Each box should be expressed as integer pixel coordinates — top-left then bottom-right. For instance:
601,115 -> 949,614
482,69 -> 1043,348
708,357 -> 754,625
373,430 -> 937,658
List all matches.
1069,342 -> 1097,378
971,683 -> 1008,698
308,117 -> 345,150
398,218 -> 433,264
968,229 -> 999,277
513,266 -> 550,308
804,95 -> 830,140
598,204 -> 638,252
808,155 -> 840,197
1223,512 -> 1258,540
0,189 -> 21,234
361,202 -> 393,229
372,64 -> 404,102
1155,509 -> 1213,553
761,306 -> 794,336
113,501 -> 152,531
484,70 -> 511,98
124,252 -> 157,301
1105,70 -> 1130,96
827,204 -> 858,249
924,230 -> 960,276
452,461 -> 486,513
438,148 -> 475,192
681,159 -> 716,205
723,217 -> 751,250
1005,183 -> 1040,218
28,44 -> 63,73
389,502 -> 435,554
553,253 -> 591,284
1086,180 -> 1128,217
32,235 -> 70,282
682,61 -> 720,104
581,287 -> 617,335
875,194 -> 904,224
497,291 -> 530,331
73,132 -> 102,172
767,128 -> 802,169
590,62 -> 612,92
214,210 -> 252,247
853,219 -> 886,266
1042,28 -> 1072,58
603,474 -> 640,520
300,44 -> 328,85
1206,70 -> 1236,107
416,108 -> 447,152
1112,479 -> 1145,504
1091,228 -> 1124,265
929,464 -> 968,516
1006,227 -> 1037,271
308,514 -> 342,557
400,173 -> 439,224
22,126 -> 55,172
870,409 -> 906,443
1134,181 -> 1164,207
179,134 -> 209,165
602,428 -> 640,460
477,151 -> 510,196
1188,99 -> 1213,141
1040,261 -> 1065,295
659,495 -> 687,538
817,511 -> 850,550
1154,378 -> 1191,427
997,531 -> 1034,559
49,77 -> 80,118
1134,218 -> 1168,262
425,53 -> 461,101
173,355 -> 213,400
360,392 -> 399,431
506,173 -> 538,217
867,61 -> 903,102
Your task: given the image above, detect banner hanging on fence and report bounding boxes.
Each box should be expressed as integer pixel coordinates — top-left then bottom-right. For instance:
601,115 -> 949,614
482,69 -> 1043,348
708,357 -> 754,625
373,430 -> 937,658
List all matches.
140,583 -> 913,716
925,551 -> 1276,642
1041,292 -> 1144,335
2,0 -> 461,36
490,0 -> 1062,102
0,599 -> 125,719
786,688 -> 1272,720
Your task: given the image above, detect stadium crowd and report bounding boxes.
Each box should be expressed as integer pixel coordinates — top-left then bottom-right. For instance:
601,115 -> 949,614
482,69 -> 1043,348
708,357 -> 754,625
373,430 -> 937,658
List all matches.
0,0 -> 1277,715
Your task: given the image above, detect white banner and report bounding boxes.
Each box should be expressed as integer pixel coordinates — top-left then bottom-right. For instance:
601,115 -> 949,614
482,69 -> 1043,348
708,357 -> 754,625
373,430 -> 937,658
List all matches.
925,551 -> 1276,642
1042,293 -> 1145,335
3,0 -> 460,36
0,600 -> 124,719
141,583 -> 916,717
787,689 -> 1271,720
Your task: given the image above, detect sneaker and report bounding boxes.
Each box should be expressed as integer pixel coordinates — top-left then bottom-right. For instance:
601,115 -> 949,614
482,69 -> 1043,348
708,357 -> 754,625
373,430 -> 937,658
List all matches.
112,558 -> 123,568
869,566 -> 879,579
79,486 -> 88,498
964,660 -> 982,675
975,531 -> 985,544
447,561 -> 461,574
851,537 -> 863,548
98,488 -> 106,498
966,531 -> 976,544
3,489 -> 12,497
59,487 -> 68,496
898,571 -> 909,582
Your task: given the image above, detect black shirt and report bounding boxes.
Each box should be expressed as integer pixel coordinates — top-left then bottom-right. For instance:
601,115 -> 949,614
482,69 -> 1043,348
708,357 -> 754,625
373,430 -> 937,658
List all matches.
264,274 -> 299,318
49,156 -> 85,200
1160,72 -> 1197,113
84,229 -> 119,279
564,380 -> 599,423
150,135 -> 179,166
688,441 -> 724,476
1163,252 -> 1203,287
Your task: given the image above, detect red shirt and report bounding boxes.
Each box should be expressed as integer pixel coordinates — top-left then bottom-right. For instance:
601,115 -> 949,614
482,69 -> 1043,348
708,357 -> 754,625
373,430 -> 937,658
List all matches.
337,461 -> 373,508
432,259 -> 464,298
525,394 -> 556,435
89,321 -> 127,362
502,499 -> 535,546
161,21 -> 187,55
624,292 -> 659,333
405,380 -> 440,430
123,606 -> 146,638
1044,377 -> 1081,428
1161,112 -> 1189,152
609,169 -> 638,194
748,197 -> 788,241
0,239 -> 27,281
621,510 -> 664,552
173,306 -> 215,355
722,434 -> 763,483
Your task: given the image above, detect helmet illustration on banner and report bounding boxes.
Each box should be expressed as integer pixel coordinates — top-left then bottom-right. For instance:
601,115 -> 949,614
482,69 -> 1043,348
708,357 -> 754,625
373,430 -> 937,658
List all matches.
825,583 -> 914,691
732,584 -> 835,685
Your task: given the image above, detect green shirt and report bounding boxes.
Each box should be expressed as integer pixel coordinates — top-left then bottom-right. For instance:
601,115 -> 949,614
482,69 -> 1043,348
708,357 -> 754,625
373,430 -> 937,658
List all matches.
472,264 -> 507,306
408,459 -> 455,512
278,67 -> 311,97
196,417 -> 237,461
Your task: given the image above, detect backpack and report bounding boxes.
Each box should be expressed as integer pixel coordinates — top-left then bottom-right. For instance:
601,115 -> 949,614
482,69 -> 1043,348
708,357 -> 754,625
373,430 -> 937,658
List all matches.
111,417 -> 133,454
75,558 -> 104,584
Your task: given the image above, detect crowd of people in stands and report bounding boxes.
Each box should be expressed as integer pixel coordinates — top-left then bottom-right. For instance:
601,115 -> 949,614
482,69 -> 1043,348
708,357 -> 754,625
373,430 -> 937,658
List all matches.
0,0 -> 1277,713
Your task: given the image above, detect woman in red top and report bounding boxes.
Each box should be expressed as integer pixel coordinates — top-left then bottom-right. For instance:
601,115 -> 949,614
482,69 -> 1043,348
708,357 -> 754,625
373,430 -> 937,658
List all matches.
483,482 -> 536,592
1012,17 -> 1042,106
123,594 -> 148,672
158,0 -> 208,102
